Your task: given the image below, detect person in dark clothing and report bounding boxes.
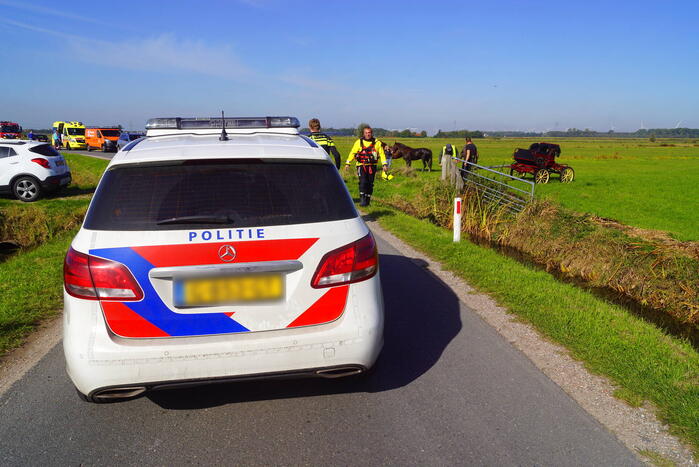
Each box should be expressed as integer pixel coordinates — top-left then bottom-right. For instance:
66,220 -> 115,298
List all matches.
460,137 -> 479,178
307,118 -> 342,169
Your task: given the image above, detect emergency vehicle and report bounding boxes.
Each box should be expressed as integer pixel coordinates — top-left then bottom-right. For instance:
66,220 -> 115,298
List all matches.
85,127 -> 121,152
53,121 -> 87,150
63,116 -> 384,402
0,121 -> 23,139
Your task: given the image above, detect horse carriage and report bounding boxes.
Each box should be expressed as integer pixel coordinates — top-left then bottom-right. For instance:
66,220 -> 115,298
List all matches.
509,142 -> 574,184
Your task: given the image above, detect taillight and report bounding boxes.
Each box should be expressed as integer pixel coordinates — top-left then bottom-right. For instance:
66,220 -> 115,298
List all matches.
31,158 -> 50,169
311,233 -> 378,288
63,247 -> 143,301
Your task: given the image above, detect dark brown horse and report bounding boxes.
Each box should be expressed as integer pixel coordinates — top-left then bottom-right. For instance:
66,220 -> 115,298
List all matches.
389,142 -> 433,171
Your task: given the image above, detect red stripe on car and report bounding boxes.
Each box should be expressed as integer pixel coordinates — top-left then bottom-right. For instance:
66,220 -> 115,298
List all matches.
287,285 -> 349,328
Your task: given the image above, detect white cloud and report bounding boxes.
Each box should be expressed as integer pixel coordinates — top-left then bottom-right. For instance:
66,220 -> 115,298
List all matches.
0,0 -> 108,26
68,33 -> 254,80
1,19 -> 253,80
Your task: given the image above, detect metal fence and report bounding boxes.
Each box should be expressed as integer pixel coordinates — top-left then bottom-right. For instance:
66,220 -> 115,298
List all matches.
452,158 -> 535,213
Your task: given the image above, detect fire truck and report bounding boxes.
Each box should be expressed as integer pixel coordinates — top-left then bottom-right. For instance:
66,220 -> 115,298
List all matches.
0,121 -> 23,139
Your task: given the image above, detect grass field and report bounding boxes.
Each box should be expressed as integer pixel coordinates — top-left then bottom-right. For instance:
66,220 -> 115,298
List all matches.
332,137 -> 699,241
0,154 -> 108,354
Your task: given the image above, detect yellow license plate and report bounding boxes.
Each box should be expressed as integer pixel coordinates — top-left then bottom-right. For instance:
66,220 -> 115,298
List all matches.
174,274 -> 283,307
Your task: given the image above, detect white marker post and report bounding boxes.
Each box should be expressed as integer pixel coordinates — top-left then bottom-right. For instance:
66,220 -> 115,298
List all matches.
453,197 -> 462,242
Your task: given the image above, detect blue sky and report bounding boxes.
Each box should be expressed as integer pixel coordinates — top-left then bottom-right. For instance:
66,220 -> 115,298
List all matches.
1,0 -> 698,133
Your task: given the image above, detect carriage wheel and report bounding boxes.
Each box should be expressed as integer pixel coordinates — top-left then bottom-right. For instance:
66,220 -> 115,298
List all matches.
560,167 -> 575,183
534,169 -> 550,184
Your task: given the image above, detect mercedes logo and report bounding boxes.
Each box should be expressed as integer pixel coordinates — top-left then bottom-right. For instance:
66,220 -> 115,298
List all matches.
218,244 -> 237,262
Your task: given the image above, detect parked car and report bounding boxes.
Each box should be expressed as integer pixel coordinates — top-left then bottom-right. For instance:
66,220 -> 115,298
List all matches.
116,131 -> 145,150
0,141 -> 71,201
85,127 -> 121,152
63,116 -> 384,402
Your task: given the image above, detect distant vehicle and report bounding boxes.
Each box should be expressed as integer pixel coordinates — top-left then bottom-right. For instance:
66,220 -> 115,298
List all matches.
0,140 -> 72,202
63,115 -> 383,402
53,121 -> 87,150
0,121 -> 23,139
85,127 -> 121,152
34,134 -> 49,143
116,131 -> 145,150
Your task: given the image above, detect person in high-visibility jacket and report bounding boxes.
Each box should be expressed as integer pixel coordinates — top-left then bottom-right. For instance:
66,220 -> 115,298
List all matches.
440,143 -> 459,165
344,125 -> 388,206
307,118 -> 341,169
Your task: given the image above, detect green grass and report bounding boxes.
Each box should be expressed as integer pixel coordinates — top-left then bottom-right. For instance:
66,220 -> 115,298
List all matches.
0,233 -> 74,353
0,153 -> 108,353
0,153 -> 108,250
356,200 -> 699,455
332,137 -> 699,240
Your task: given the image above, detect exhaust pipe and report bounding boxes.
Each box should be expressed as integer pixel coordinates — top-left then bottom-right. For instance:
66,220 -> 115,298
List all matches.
93,386 -> 146,401
315,366 -> 364,378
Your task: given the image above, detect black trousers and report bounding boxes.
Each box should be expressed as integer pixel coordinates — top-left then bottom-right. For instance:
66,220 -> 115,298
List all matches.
357,165 -> 377,196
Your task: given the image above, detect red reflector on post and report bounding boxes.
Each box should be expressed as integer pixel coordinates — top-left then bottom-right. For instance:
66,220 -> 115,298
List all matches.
311,233 -> 378,288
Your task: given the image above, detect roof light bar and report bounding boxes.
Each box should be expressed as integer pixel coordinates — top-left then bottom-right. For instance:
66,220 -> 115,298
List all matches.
145,116 -> 300,130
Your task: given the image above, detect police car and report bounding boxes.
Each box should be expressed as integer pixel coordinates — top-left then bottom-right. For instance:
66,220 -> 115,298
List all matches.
63,116 -> 384,402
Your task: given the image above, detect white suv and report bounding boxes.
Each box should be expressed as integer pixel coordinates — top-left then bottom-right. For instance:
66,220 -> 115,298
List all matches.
0,140 -> 72,202
63,116 -> 384,402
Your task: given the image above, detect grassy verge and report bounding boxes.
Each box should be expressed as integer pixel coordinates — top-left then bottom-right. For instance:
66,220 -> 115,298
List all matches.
354,192 -> 699,455
0,233 -> 74,353
0,153 -> 107,251
342,167 -> 699,330
0,153 -> 108,354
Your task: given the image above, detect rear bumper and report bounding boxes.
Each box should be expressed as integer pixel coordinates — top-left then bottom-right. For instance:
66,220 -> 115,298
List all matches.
63,277 -> 384,396
41,173 -> 71,191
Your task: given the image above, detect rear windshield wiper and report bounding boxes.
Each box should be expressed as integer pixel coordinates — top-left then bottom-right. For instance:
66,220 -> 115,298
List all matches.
156,215 -> 233,225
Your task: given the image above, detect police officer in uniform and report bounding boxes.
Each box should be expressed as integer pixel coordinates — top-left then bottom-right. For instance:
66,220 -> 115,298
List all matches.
344,125 -> 388,206
307,118 -> 342,169
440,143 -> 458,165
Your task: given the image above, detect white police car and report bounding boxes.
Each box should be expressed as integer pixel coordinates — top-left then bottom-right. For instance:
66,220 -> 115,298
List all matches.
0,140 -> 71,202
63,116 -> 384,402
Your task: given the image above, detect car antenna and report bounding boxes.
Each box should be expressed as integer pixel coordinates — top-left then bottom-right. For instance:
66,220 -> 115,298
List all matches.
219,110 -> 229,141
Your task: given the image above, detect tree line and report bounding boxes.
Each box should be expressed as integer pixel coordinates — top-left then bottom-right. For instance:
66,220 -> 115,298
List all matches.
303,125 -> 699,139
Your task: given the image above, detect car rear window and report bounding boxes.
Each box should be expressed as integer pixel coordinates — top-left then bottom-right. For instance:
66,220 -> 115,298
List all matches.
83,160 -> 357,230
28,144 -> 61,157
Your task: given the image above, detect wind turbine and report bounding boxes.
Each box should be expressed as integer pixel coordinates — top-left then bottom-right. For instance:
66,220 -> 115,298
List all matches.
675,120 -> 683,128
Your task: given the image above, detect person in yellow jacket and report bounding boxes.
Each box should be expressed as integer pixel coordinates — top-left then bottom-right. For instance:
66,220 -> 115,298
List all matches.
440,143 -> 459,165
344,125 -> 388,206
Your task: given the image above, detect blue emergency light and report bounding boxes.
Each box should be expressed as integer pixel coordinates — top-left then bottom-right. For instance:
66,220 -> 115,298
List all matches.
145,116 -> 300,130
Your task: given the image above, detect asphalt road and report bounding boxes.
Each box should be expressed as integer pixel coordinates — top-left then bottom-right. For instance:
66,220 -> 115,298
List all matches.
0,222 -> 640,465
61,148 -> 115,159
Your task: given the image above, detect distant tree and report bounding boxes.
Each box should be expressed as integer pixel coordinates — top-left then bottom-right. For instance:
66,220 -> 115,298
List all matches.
419,130 -> 427,137
649,134 -> 656,142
